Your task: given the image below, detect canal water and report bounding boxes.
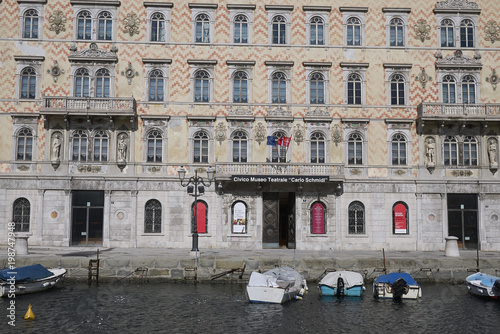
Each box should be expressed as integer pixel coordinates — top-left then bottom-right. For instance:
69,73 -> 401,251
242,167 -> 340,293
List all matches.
2,280 -> 499,333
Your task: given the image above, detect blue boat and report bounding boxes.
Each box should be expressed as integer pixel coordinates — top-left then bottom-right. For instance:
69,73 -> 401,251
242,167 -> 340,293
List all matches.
465,272 -> 500,299
0,264 -> 66,297
373,273 -> 421,300
319,271 -> 365,297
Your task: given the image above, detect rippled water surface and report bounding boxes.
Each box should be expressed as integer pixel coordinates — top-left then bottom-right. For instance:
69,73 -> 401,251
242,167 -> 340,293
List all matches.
2,281 -> 499,333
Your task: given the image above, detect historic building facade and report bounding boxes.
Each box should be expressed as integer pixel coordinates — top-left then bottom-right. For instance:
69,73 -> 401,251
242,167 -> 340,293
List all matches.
1,0 -> 499,251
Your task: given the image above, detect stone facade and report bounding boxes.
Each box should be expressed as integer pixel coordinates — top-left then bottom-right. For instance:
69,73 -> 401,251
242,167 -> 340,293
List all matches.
1,0 -> 499,251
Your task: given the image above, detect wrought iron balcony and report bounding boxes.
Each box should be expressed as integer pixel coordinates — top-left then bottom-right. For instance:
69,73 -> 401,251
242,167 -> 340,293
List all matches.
417,102 -> 500,122
215,162 -> 344,180
40,96 -> 136,116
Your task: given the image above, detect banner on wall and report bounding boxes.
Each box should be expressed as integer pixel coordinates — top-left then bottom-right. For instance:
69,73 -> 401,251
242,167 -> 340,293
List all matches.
233,202 -> 246,233
311,203 -> 325,234
394,203 -> 407,234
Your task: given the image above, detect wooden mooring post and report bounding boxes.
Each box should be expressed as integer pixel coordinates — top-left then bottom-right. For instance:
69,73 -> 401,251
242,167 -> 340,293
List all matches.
88,249 -> 100,285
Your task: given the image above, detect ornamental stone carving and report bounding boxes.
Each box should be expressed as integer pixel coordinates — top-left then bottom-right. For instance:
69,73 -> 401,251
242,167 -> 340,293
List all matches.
70,43 -> 118,60
254,122 -> 266,145
331,124 -> 342,146
123,13 -> 140,36
414,19 -> 431,43
214,122 -> 227,145
121,62 -> 138,85
415,68 -> 432,89
485,21 -> 500,44
488,138 -> 498,167
47,61 -> 64,82
435,50 -> 482,67
292,124 -> 304,145
268,106 -> 291,117
435,0 -> 479,10
486,69 -> 499,90
229,106 -> 252,116
305,107 -> 329,117
49,10 -> 66,34
425,137 -> 436,167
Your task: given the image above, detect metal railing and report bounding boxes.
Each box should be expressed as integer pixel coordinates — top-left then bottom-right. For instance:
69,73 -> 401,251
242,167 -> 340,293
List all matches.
215,162 -> 344,177
417,102 -> 500,118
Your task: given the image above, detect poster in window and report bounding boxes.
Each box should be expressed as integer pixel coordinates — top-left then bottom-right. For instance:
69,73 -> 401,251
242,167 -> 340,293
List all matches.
394,203 -> 407,234
233,202 -> 246,233
312,203 -> 325,234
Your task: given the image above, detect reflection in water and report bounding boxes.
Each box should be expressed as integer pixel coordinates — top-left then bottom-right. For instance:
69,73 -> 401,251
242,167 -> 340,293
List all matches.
1,282 -> 498,333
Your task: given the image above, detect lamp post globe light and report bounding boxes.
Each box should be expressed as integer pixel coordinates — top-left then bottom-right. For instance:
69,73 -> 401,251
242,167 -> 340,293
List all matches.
177,166 -> 215,252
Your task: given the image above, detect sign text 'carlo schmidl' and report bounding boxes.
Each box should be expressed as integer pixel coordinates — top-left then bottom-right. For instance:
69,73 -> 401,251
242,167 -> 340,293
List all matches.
232,175 -> 329,183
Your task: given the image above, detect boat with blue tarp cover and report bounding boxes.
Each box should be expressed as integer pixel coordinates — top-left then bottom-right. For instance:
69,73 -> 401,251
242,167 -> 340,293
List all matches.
465,272 -> 500,299
0,264 -> 66,297
373,273 -> 422,300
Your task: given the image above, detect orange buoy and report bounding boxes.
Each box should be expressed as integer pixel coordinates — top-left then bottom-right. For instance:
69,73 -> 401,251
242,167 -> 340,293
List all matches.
24,304 -> 35,320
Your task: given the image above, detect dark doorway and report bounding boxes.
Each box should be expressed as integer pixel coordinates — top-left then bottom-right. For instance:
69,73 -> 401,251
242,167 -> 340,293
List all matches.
447,194 -> 478,249
71,191 -> 104,246
262,192 -> 295,249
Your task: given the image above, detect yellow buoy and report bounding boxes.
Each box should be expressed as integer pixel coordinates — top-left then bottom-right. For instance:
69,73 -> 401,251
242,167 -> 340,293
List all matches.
24,304 -> 35,320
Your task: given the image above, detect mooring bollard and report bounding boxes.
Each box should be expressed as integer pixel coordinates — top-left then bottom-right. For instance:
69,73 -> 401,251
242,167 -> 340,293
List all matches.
445,236 -> 460,257
14,232 -> 32,255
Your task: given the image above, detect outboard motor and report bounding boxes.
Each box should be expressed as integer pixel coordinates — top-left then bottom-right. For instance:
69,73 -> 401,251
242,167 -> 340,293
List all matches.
493,279 -> 500,293
337,276 -> 345,297
391,278 -> 408,299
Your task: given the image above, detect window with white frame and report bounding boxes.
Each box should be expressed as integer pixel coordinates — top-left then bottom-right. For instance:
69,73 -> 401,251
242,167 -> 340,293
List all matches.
348,132 -> 363,165
95,69 -> 110,98
19,2 -> 44,40
234,14 -> 248,43
266,62 -> 293,105
444,135 -> 458,166
442,74 -> 456,103
341,7 -> 368,47
193,130 -> 209,163
391,133 -> 407,165
16,128 -> 33,161
145,3 -> 172,44
231,130 -> 248,162
15,56 -> 43,100
233,71 -> 248,103
304,6 -> 330,46
72,5 -> 118,42
266,5 -> 293,46
387,121 -> 411,167
228,4 -> 255,45
440,19 -> 455,47
460,19 -> 475,48
438,71 -> 480,104
304,62 -> 331,106
71,130 -> 88,162
341,63 -> 368,106
72,66 -> 115,98
383,8 -> 410,48
271,71 -> 287,104
188,119 -> 214,164
384,64 -> 411,107
227,60 -> 254,105
310,131 -> 325,163
147,129 -> 163,163
310,72 -> 326,104
92,130 -> 109,162
444,135 -> 478,166
188,60 -> 216,103
436,14 -> 479,49
462,75 -> 476,104
189,4 -> 217,44
143,59 -> 171,103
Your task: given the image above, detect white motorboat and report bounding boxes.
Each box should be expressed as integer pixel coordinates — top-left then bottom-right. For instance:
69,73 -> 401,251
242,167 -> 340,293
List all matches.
373,273 -> 422,300
0,264 -> 66,297
465,272 -> 500,299
247,266 -> 307,304
318,271 -> 365,297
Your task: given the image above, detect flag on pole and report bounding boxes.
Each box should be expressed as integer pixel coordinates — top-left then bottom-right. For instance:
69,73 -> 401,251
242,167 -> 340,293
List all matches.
276,136 -> 283,146
281,136 -> 291,147
266,136 -> 277,146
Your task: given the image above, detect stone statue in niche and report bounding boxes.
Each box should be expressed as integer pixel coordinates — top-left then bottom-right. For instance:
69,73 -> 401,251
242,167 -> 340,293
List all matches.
488,139 -> 498,166
117,134 -> 128,162
425,137 -> 436,166
52,133 -> 62,161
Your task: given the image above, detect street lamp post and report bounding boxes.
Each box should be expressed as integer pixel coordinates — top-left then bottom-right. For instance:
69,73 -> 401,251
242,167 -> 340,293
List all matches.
177,166 -> 215,255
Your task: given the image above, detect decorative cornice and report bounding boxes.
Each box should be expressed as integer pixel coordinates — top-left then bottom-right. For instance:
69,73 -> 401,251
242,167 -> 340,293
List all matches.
188,3 -> 218,9
17,0 -> 47,4
14,55 -> 45,62
187,59 -> 217,66
382,7 -> 411,13
340,62 -> 369,68
70,0 -> 120,6
339,7 -> 369,13
383,63 -> 413,69
226,60 -> 256,66
302,62 -> 333,68
226,4 -> 256,10
142,58 -> 172,64
265,61 -> 294,67
68,43 -> 117,63
435,50 -> 482,69
434,0 -> 480,14
265,5 -> 294,11
302,6 -> 332,12
143,2 -> 173,8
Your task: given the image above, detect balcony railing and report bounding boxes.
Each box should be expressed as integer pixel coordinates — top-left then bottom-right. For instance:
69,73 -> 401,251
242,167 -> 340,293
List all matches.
215,163 -> 344,178
417,102 -> 500,120
41,96 -> 136,116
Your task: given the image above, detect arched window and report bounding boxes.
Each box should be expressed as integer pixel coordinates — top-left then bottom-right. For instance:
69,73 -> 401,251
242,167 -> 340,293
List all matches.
144,199 -> 162,233
72,130 -> 88,161
444,136 -> 458,166
271,72 -> 287,104
346,17 -> 361,46
311,201 -> 326,234
74,68 -> 90,97
310,72 -> 325,104
16,128 -> 33,161
442,75 -> 456,104
233,71 -> 248,103
234,14 -> 248,43
463,136 -> 477,166
462,75 -> 476,104
348,133 -> 363,165
393,202 -> 408,234
272,15 -> 286,44
460,19 -> 474,48
20,67 -> 37,99
310,132 -> 325,164
151,12 -> 166,42
23,9 -> 39,39
77,11 -> 92,40
441,19 -> 454,47
192,201 -> 208,233
147,130 -> 163,162
95,69 -> 110,98
195,14 -> 210,43
194,70 -> 210,102
232,201 -> 247,234
347,73 -> 362,105
348,201 -> 365,234
193,131 -> 209,163
310,16 -> 324,45
271,131 -> 287,163
13,198 -> 30,232
389,18 -> 404,46
232,131 -> 248,163
149,69 -> 164,101
93,130 -> 108,162
390,74 -> 405,105
97,11 -> 112,40
391,133 -> 407,165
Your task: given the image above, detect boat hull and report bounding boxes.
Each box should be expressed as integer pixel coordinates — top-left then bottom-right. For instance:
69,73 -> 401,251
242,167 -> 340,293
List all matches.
319,285 -> 364,297
246,267 -> 307,304
0,268 -> 66,297
247,286 -> 298,304
465,272 -> 500,299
